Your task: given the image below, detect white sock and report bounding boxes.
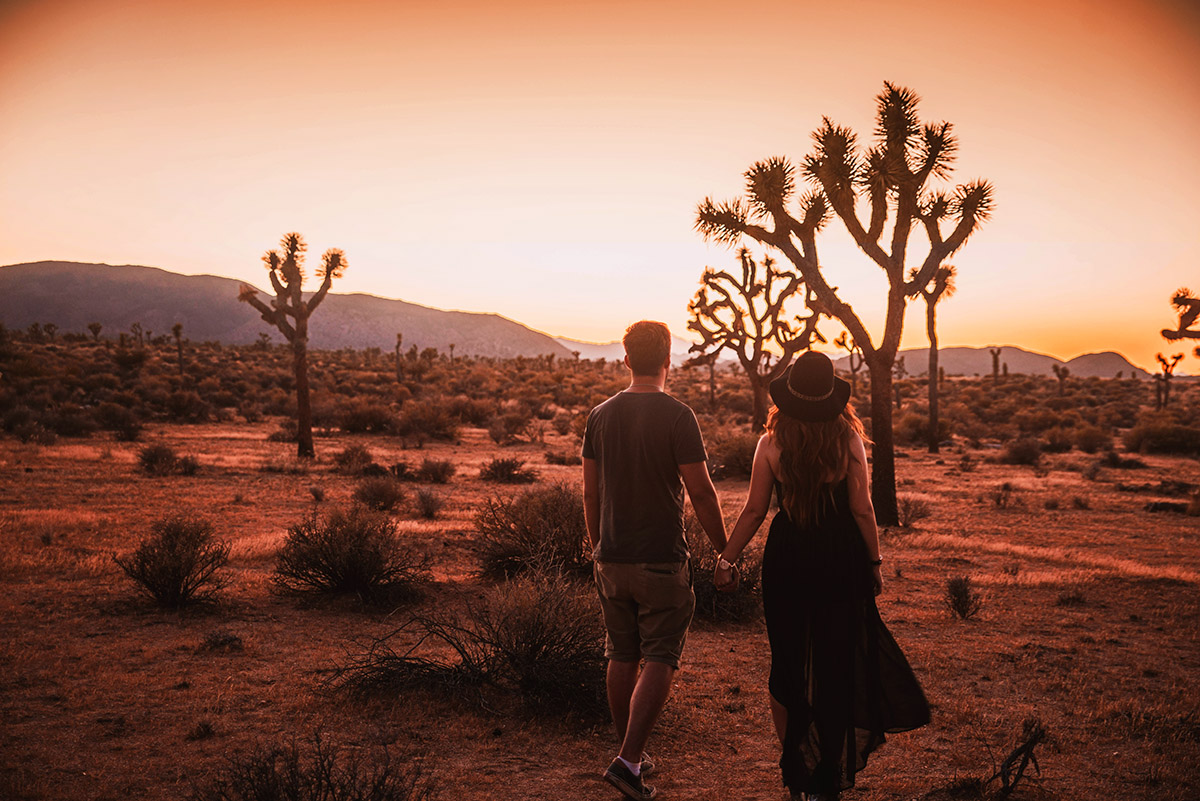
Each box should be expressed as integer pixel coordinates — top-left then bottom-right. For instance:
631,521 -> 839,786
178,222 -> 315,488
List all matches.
617,755 -> 641,776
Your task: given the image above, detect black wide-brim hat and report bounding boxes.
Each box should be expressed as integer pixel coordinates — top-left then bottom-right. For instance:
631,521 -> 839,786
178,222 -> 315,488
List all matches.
769,350 -> 851,422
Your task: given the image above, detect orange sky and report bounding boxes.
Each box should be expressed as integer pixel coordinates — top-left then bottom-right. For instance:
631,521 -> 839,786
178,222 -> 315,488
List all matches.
1,0 -> 1198,370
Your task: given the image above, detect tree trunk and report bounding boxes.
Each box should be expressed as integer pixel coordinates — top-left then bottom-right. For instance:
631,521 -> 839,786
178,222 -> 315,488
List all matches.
927,305 -> 939,454
750,377 -> 770,433
708,362 -> 716,408
867,358 -> 898,526
293,318 -> 315,459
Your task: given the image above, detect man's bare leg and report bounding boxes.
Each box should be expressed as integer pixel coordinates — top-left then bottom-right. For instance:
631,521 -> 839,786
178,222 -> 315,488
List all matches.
617,661 -> 675,764
607,659 -> 639,742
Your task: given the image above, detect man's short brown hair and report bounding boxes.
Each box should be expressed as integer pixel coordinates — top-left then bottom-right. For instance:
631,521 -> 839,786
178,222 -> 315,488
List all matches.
623,321 -> 671,375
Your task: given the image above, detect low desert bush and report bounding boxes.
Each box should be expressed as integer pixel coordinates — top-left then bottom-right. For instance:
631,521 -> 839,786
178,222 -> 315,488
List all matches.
334,444 -> 374,475
897,495 -> 933,528
991,482 -> 1017,509
707,433 -> 759,480
1040,427 -> 1073,454
138,443 -> 180,476
95,402 -> 143,441
487,411 -> 531,445
331,577 -> 605,719
545,451 -> 582,466
415,458 -> 455,484
945,575 -> 984,620
1074,424 -> 1112,454
113,514 -> 229,607
188,733 -> 434,801
475,483 -> 588,579
337,400 -> 393,433
414,489 -> 444,520
1123,421 -> 1200,455
479,457 -> 539,484
353,477 -> 406,512
273,506 -> 429,605
1000,437 -> 1042,466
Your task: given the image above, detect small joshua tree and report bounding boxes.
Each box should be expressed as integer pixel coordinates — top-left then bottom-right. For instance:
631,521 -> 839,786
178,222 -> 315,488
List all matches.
696,83 -> 993,523
1051,364 -> 1069,396
87,322 -> 102,341
1155,352 -> 1184,410
990,347 -> 1002,384
686,247 -> 824,431
171,322 -> 185,377
239,233 -> 346,458
915,264 -> 955,453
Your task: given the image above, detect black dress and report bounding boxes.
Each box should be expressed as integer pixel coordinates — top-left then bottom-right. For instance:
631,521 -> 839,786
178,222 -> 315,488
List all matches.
761,478 -> 930,795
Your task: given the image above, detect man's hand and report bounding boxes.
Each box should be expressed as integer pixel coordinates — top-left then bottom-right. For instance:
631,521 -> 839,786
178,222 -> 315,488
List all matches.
714,563 -> 740,592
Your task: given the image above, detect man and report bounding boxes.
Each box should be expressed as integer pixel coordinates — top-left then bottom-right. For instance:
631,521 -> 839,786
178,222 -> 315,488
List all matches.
583,320 -> 729,800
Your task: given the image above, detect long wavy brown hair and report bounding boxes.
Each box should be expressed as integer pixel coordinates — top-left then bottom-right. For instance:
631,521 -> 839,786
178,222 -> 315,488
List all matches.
765,402 -> 869,527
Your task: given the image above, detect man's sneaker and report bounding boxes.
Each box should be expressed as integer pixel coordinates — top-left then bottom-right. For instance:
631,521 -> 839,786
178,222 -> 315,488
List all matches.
604,758 -> 657,800
639,753 -> 655,777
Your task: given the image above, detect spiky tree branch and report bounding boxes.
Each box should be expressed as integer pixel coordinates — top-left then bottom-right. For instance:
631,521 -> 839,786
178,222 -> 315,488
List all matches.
1162,287 -> 1200,342
686,246 -> 824,431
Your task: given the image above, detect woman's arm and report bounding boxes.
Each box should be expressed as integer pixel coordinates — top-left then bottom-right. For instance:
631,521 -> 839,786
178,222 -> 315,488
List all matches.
714,435 -> 775,588
846,433 -> 883,595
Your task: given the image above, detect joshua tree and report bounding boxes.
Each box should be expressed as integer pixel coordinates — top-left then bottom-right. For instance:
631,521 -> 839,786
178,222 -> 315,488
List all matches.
171,323 -> 185,378
87,322 -> 102,341
915,264 -> 955,453
1162,287 -> 1200,342
1155,352 -> 1183,410
989,347 -> 1002,383
833,331 -> 864,396
686,247 -> 825,431
394,333 -> 404,381
696,83 -> 993,522
239,232 -> 346,458
1051,364 -> 1069,396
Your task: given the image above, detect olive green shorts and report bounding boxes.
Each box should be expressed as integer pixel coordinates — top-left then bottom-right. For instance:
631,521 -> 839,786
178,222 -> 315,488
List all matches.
593,560 -> 695,669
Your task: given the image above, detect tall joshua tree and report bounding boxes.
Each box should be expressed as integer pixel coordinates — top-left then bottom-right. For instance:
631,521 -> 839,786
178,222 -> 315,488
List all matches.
686,247 -> 825,431
915,264 -> 955,453
696,82 -> 993,524
238,232 -> 346,458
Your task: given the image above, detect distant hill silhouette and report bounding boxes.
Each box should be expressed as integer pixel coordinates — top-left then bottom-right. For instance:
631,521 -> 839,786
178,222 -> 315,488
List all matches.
554,334 -> 699,365
837,346 -> 1153,380
0,262 -> 572,359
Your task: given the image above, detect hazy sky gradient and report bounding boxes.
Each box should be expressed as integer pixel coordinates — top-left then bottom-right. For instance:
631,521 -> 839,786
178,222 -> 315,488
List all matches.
2,0 -> 1198,369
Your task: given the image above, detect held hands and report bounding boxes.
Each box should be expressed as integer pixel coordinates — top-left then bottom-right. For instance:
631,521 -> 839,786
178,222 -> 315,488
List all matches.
714,556 -> 740,592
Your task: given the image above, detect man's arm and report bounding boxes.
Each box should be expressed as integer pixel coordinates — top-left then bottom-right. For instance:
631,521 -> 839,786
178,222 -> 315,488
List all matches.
678,461 -> 727,553
583,456 -> 601,549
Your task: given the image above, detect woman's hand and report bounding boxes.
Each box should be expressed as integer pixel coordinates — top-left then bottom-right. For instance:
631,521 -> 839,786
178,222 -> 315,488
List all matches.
871,564 -> 883,596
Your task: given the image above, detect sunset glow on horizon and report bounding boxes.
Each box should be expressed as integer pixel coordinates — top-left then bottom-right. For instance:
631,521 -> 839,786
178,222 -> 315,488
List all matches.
1,0 -> 1198,370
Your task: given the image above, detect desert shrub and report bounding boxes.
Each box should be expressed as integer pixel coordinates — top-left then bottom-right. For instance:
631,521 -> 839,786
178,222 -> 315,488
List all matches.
479,457 -> 539,484
388,461 -> 413,480
273,506 -> 429,605
1123,422 -> 1200,455
331,577 -> 605,718
545,451 -> 582,466
897,494 -> 933,527
487,411 -> 531,445
42,409 -> 99,438
415,458 -> 455,484
445,395 -> 494,426
945,575 -> 983,620
685,518 -> 762,622
1074,424 -> 1111,454
958,452 -> 977,473
991,482 -> 1017,509
391,400 -> 458,442
1000,437 -> 1042,466
475,483 -> 588,579
266,419 -> 298,442
353,477 -> 406,512
551,410 -> 574,435
188,733 -> 434,801
338,400 -> 393,433
177,454 -> 201,476
198,631 -> 245,653
1072,495 -> 1091,510
335,444 -> 374,474
1043,497 -> 1061,510
113,514 -> 229,607
414,489 -> 444,520
708,433 -> 759,480
166,391 -> 211,422
1098,450 -> 1147,469
1040,427 -> 1073,454
95,403 -> 143,441
139,443 -> 179,476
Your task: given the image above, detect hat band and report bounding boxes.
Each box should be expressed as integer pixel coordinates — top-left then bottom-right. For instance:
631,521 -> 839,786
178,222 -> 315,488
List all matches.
786,381 -> 834,402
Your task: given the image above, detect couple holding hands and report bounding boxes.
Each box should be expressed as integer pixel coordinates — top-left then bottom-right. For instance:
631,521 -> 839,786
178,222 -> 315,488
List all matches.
582,321 -> 930,800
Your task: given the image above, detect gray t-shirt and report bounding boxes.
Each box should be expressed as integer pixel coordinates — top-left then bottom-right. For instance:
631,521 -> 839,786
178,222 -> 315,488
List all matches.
582,391 -> 708,563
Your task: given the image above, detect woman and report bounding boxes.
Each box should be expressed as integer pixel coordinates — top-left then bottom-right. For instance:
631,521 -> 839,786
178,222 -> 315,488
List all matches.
715,351 -> 930,801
